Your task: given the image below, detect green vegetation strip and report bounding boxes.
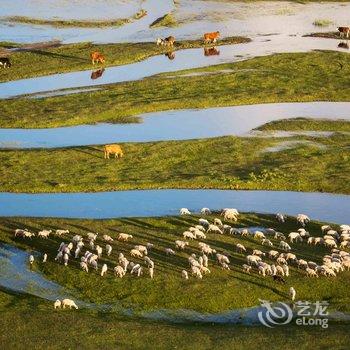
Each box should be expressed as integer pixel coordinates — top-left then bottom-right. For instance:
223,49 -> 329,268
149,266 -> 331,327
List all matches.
1,291 -> 349,350
304,32 -> 342,39
4,11 -> 147,28
0,36 -> 249,83
1,51 -> 349,128
1,213 -> 350,314
1,132 -> 349,194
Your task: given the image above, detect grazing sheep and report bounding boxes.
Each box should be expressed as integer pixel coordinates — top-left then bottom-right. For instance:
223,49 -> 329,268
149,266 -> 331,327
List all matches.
15,229 -> 35,239
262,238 -> 273,247
246,255 -> 262,266
274,232 -> 286,240
277,257 -> 287,266
241,228 -> 250,237
222,208 -> 239,221
285,253 -> 297,262
63,253 -> 69,266
42,253 -> 47,263
289,287 -> 296,301
276,213 -> 286,223
103,234 -> 114,242
236,243 -> 246,253
74,247 -> 81,259
306,267 -> 318,277
95,245 -> 103,258
80,261 -> 89,272
180,208 -> 191,215
146,242 -> 154,250
289,232 -> 302,243
324,239 -> 337,249
297,214 -> 310,227
87,232 -> 98,241
55,229 -> 69,236
54,299 -> 61,309
298,228 -> 310,238
282,264 -> 290,277
195,225 -> 206,232
216,253 -> 230,265
38,230 -> 52,239
118,233 -> 133,242
207,224 -> 223,234
175,240 -> 189,250
194,230 -> 207,239
258,265 -> 266,277
106,244 -> 112,256
191,266 -> 203,279
101,264 -> 108,277
89,239 -> 95,250
130,249 -> 143,258
200,266 -> 211,274
90,259 -> 98,271
183,231 -> 196,240
114,265 -> 125,278
276,265 -> 285,276
214,218 -> 223,227
62,299 -> 78,309
252,249 -> 265,257
297,259 -> 308,269
144,256 -> 154,268
254,231 -> 266,240
134,245 -> 148,255
242,264 -> 252,273
201,207 -> 211,215
279,241 -> 291,251
165,248 -> 176,255
182,270 -> 189,280
268,250 -> 279,259
29,255 -> 34,265
149,267 -> 154,279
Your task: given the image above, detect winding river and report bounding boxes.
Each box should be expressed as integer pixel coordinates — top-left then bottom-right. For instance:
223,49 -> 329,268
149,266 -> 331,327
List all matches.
0,102 -> 349,148
0,189 -> 349,223
0,36 -> 348,99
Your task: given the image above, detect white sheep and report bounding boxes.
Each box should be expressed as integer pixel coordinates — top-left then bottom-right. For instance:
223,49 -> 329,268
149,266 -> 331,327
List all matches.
289,287 -> 296,301
236,243 -> 246,253
130,249 -> 143,258
202,254 -> 209,267
38,229 -> 52,239
175,240 -> 189,250
62,299 -> 78,309
134,245 -> 148,255
279,241 -> 291,251
87,232 -> 98,241
262,239 -> 273,247
144,256 -> 154,268
42,253 -> 47,263
101,264 -> 108,277
146,242 -> 154,250
80,261 -> 89,272
306,267 -> 318,277
254,231 -> 266,240
29,254 -> 34,265
214,218 -> 223,227
276,213 -> 286,223
242,264 -> 252,273
216,253 -> 230,265
165,248 -> 176,256
180,208 -> 191,215
282,264 -> 290,277
246,255 -> 261,266
95,245 -> 103,258
198,218 -> 210,228
106,244 -> 112,256
194,230 -> 206,239
63,253 -> 69,266
252,249 -> 265,257
55,229 -> 69,236
268,250 -> 279,259
324,239 -> 337,249
274,232 -> 286,240
54,299 -> 61,309
289,232 -> 302,243
207,224 -> 223,234
90,259 -> 98,271
297,214 -> 310,227
182,270 -> 189,280
118,233 -> 133,242
114,265 -> 126,278
149,267 -> 154,279
103,234 -> 114,242
222,208 -> 239,221
183,231 -> 196,240
191,266 -> 203,279
200,207 -> 211,215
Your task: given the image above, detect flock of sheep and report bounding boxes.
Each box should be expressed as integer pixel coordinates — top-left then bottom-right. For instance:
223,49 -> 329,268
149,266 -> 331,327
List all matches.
17,208 -> 350,310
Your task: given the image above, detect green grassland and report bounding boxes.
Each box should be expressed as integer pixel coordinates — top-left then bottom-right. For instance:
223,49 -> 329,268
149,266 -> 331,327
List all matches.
1,51 -> 349,128
0,36 -> 249,83
1,291 -> 349,350
0,131 -> 349,194
1,213 -> 350,314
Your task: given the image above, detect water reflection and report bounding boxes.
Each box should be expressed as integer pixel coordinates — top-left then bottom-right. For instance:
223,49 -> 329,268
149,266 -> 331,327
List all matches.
165,51 -> 175,60
90,68 -> 105,80
338,41 -> 349,50
204,47 -> 220,56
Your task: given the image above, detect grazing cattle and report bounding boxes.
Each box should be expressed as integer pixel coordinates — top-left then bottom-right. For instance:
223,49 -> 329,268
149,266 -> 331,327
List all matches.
164,36 -> 175,46
165,51 -> 175,60
90,68 -> 105,80
0,57 -> 11,68
104,144 -> 123,159
338,27 -> 350,38
338,41 -> 349,50
204,31 -> 220,44
204,47 -> 220,56
90,51 -> 106,65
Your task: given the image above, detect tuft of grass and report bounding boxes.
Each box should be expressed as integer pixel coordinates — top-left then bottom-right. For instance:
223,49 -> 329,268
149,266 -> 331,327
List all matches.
313,19 -> 333,27
0,132 -> 349,194
149,13 -> 178,28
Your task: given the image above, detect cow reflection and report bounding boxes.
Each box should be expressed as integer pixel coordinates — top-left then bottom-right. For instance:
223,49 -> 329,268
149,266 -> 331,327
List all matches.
165,51 -> 175,60
204,47 -> 220,56
338,41 -> 349,50
90,68 -> 105,80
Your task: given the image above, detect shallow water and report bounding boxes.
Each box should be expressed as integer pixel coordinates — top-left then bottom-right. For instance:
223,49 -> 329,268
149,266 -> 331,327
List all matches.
0,189 -> 349,223
0,102 -> 348,148
1,36 -> 348,99
0,1 -> 348,44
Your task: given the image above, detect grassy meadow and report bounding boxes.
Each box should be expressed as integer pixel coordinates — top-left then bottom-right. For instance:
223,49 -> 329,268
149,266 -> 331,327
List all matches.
1,51 -> 349,128
1,213 -> 350,313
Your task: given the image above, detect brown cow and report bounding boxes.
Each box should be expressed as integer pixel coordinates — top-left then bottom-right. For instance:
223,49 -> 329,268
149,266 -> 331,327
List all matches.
104,144 -> 123,159
204,47 -> 220,56
90,68 -> 105,80
338,27 -> 350,38
164,36 -> 175,46
338,41 -> 349,50
204,31 -> 220,44
90,51 -> 106,65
